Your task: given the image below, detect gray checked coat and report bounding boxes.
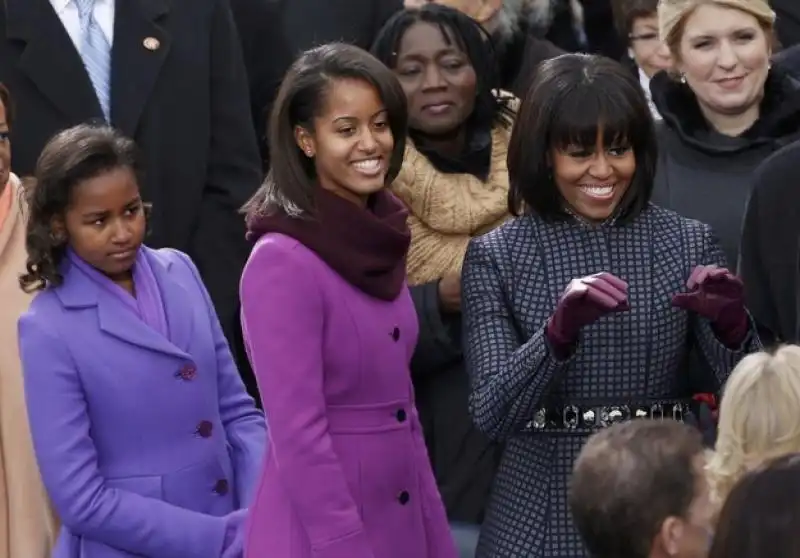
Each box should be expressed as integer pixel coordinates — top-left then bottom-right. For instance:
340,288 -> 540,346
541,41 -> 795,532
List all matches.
462,204 -> 760,557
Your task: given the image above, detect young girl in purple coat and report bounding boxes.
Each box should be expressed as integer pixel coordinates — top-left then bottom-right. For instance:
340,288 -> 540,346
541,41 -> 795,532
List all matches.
239,43 -> 456,558
17,124 -> 266,558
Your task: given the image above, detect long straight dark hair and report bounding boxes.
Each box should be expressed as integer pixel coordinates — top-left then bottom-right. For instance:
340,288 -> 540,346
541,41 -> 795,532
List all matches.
242,43 -> 408,222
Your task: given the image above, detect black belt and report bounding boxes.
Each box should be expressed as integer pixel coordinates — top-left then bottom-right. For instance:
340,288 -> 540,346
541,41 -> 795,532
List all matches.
520,400 -> 690,435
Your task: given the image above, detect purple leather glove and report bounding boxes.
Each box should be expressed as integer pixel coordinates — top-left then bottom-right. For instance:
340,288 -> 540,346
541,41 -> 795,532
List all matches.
672,265 -> 748,348
546,272 -> 630,358
221,509 -> 247,558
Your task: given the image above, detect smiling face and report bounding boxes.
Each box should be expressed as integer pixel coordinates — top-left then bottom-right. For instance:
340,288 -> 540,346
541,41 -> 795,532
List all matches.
393,21 -> 478,137
676,4 -> 770,117
295,78 -> 394,206
60,166 -> 146,283
551,130 -> 636,222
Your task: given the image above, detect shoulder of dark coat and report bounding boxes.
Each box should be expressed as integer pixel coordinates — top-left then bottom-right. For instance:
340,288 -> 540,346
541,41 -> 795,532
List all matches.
748,138 -> 800,207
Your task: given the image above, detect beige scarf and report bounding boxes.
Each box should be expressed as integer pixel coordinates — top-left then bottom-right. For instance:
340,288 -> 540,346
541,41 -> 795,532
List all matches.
391,124 -> 513,286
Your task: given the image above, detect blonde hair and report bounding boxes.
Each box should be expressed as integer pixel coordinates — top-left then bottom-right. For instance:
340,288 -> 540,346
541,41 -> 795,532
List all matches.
657,0 -> 775,57
707,346 -> 800,516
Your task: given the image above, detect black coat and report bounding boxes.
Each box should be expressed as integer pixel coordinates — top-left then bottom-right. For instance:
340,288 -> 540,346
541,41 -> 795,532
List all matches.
410,282 -> 501,525
651,66 -> 800,267
229,0 -> 294,170
739,139 -> 800,345
280,0 -> 402,55
1,0 -> 262,371
773,0 -> 800,49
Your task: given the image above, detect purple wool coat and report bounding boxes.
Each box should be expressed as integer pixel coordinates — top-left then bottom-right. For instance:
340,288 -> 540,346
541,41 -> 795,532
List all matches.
240,234 -> 457,558
18,247 -> 266,558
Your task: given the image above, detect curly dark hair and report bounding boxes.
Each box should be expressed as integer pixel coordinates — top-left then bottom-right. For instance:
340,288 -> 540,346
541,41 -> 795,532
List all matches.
371,3 -> 516,136
19,124 -> 142,292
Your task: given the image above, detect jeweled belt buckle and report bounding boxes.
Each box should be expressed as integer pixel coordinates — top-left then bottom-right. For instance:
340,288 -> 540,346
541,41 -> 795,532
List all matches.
526,408 -> 547,431
581,408 -> 596,428
600,405 -> 629,427
651,403 -> 665,420
563,405 -> 579,429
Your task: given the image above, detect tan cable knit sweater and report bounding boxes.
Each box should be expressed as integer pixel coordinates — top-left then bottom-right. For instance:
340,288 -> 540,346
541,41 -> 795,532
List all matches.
391,123 -> 514,286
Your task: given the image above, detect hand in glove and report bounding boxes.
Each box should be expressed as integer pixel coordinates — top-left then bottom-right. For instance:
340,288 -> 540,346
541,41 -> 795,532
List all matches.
546,272 -> 630,358
672,265 -> 747,348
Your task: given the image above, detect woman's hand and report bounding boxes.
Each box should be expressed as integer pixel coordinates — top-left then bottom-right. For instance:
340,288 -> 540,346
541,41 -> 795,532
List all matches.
672,265 -> 748,347
546,272 -> 630,354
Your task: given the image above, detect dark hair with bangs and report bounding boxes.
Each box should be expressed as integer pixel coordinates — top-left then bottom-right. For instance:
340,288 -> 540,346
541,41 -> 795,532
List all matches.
371,4 -> 515,133
507,53 -> 656,223
242,43 -> 408,220
610,0 -> 659,38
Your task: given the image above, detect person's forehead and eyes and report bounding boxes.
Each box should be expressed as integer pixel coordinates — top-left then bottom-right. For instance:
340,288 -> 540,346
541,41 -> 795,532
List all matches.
396,23 -> 466,71
69,169 -> 141,220
318,80 -> 387,125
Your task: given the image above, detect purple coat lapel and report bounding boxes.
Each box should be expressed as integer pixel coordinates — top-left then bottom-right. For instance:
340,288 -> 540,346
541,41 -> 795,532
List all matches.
54,247 -> 195,359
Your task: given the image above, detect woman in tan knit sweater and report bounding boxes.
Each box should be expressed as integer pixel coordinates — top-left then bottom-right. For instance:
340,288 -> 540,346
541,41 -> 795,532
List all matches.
0,84 -> 58,558
372,5 -> 516,550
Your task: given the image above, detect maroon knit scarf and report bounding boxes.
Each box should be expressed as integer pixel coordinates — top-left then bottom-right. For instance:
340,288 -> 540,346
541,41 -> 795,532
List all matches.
246,188 -> 411,301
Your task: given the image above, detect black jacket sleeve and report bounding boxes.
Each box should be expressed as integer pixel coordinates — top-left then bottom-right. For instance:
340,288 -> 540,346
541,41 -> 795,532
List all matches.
282,0 -> 402,54
191,0 -> 262,344
409,282 -> 462,380
229,0 -> 294,169
739,142 -> 800,345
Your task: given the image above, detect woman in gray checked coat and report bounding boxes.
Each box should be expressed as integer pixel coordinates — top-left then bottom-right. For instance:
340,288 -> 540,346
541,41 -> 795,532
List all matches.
461,54 -> 761,557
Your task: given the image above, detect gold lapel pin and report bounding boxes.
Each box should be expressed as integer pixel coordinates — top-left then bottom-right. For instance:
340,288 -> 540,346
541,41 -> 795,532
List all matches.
143,37 -> 160,51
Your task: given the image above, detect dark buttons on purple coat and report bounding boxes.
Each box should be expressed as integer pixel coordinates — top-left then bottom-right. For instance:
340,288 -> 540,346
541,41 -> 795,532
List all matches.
398,490 -> 410,505
213,479 -> 229,495
176,363 -> 197,381
196,420 -> 213,438
396,409 -> 407,422
391,326 -> 400,341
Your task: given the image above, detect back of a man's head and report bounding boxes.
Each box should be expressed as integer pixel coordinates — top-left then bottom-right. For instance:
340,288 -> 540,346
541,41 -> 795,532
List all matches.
569,420 -> 707,558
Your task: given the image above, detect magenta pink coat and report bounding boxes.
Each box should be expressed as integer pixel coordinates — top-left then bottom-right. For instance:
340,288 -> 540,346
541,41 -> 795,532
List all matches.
240,233 -> 456,558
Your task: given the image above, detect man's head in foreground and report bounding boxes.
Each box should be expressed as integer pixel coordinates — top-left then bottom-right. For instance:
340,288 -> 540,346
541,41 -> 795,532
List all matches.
570,419 -> 713,558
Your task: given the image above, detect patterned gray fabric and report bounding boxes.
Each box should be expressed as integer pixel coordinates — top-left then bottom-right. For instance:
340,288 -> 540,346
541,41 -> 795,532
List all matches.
462,204 -> 761,557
